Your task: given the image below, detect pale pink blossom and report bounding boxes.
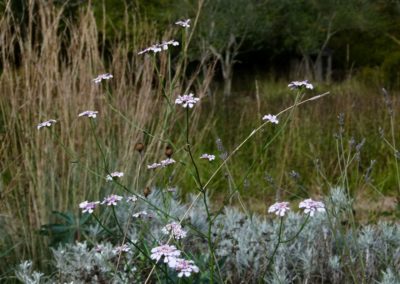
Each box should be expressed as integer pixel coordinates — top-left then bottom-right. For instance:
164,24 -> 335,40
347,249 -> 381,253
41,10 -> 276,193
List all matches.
78,110 -> 98,118
175,19 -> 191,28
169,258 -> 200,278
92,73 -> 113,84
150,244 -> 181,264
175,93 -> 200,108
160,158 -> 176,167
37,119 -> 57,130
101,194 -> 123,206
147,162 -> 162,170
126,195 -> 138,203
113,244 -> 130,254
262,114 -> 279,124
288,80 -> 314,90
268,201 -> 291,217
132,210 -> 148,218
138,40 -> 179,55
200,154 -> 215,161
148,159 -> 176,170
106,171 -> 124,181
79,201 -> 100,214
299,198 -> 325,216
162,222 -> 187,239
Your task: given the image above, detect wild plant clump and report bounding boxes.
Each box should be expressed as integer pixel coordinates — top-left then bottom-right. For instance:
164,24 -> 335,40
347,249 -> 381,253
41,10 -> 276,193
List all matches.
15,188 -> 400,283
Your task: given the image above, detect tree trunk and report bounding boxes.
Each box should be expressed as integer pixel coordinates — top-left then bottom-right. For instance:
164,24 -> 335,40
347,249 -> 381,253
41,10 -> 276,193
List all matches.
222,62 -> 233,97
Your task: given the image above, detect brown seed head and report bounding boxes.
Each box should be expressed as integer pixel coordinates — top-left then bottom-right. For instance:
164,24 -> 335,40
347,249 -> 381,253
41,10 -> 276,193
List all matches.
135,142 -> 145,153
165,145 -> 173,158
144,187 -> 151,198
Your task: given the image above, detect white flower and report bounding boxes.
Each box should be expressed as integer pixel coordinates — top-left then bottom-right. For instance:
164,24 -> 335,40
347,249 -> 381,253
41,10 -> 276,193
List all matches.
132,210 -> 148,218
200,153 -> 215,161
78,110 -> 98,118
160,158 -> 176,167
106,171 -> 124,181
79,201 -> 100,214
113,244 -> 130,254
126,195 -> 138,203
148,158 -> 176,170
299,198 -> 325,216
92,73 -> 113,84
288,80 -> 314,90
138,40 -> 179,55
161,40 -> 179,50
262,114 -> 279,124
101,194 -> 123,206
268,201 -> 290,217
161,222 -> 187,239
175,93 -> 200,108
150,244 -> 181,264
147,163 -> 162,170
169,258 -> 200,278
175,19 -> 191,28
37,119 -> 57,130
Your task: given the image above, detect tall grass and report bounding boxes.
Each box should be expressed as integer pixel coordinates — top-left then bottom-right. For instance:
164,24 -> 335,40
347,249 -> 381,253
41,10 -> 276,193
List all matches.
0,1 -> 212,277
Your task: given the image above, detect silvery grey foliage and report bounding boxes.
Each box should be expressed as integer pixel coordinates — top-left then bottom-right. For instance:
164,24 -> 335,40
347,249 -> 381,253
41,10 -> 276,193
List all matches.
15,261 -> 45,284
15,188 -> 400,283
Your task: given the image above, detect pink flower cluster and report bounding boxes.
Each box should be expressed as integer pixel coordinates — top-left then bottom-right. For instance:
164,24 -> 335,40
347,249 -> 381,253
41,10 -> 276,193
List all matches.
150,244 -> 199,278
37,119 -> 57,130
79,194 -> 139,214
138,40 -> 179,55
268,198 -> 325,217
161,222 -> 187,240
200,153 -> 215,161
106,171 -> 124,182
175,93 -> 200,108
147,158 -> 176,170
288,80 -> 314,90
92,73 -> 113,84
262,114 -> 279,124
175,19 -> 191,28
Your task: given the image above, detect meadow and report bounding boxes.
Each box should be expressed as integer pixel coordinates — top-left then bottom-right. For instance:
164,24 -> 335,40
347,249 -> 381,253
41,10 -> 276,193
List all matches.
1,2 -> 400,283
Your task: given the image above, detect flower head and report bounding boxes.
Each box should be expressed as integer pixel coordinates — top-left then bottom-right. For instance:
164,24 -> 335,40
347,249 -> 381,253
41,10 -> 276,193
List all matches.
150,244 -> 181,264
106,171 -> 124,182
79,201 -> 100,214
148,158 -> 176,170
200,153 -> 215,161
92,73 -> 113,84
162,222 -> 187,239
126,195 -> 138,203
169,258 -> 200,278
175,93 -> 200,108
160,158 -> 176,167
138,40 -> 179,55
175,19 -> 191,28
37,119 -> 57,130
268,201 -> 290,217
113,244 -> 130,254
101,194 -> 123,206
299,198 -> 325,216
147,162 -> 162,170
288,80 -> 314,90
132,210 -> 148,218
262,114 -> 279,124
78,110 -> 98,118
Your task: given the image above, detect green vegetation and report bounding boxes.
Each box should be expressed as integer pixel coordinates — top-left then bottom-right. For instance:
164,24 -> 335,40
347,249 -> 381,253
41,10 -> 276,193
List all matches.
0,0 -> 400,282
